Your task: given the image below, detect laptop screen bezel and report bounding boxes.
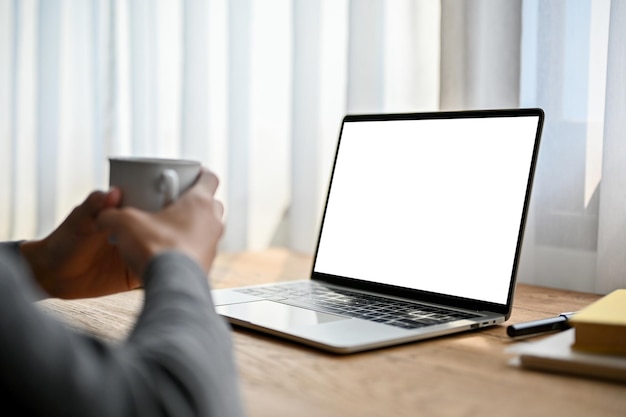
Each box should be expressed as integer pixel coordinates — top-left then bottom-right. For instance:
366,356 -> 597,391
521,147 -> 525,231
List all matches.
309,108 -> 544,319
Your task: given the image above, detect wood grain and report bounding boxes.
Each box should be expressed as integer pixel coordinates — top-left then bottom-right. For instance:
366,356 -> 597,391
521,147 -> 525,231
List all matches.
38,249 -> 625,417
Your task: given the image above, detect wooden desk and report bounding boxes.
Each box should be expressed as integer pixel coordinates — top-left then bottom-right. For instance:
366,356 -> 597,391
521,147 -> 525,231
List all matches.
39,249 -> 625,417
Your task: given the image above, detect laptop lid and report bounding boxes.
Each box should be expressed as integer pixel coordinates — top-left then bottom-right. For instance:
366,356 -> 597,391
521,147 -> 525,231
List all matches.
311,109 -> 544,319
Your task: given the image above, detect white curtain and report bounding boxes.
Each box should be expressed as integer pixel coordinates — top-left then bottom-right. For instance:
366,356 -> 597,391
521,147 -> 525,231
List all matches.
517,0 -> 626,295
438,0 -> 626,294
1,0 -> 625,293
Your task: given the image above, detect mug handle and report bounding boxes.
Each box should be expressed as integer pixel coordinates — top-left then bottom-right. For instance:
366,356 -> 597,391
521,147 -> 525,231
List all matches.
159,169 -> 179,207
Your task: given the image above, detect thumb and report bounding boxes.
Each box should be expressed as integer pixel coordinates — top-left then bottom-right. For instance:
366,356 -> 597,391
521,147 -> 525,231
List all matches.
83,187 -> 120,216
102,187 -> 123,209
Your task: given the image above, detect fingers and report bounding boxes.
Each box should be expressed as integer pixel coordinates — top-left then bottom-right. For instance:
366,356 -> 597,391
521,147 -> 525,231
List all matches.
95,208 -> 149,276
194,169 -> 224,219
98,168 -> 220,229
59,190 -> 108,234
96,167 -> 224,277
79,167 -> 214,219
196,168 -> 219,195
82,191 -> 108,217
103,187 -> 123,208
178,168 -> 223,216
76,188 -> 122,219
214,200 -> 225,219
96,206 -> 132,238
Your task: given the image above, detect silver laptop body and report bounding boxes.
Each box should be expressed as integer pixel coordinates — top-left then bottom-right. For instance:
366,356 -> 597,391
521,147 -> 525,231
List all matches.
212,109 -> 544,353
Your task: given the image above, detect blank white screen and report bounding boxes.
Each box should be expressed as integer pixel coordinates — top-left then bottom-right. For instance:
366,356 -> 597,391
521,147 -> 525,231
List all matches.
313,115 -> 539,305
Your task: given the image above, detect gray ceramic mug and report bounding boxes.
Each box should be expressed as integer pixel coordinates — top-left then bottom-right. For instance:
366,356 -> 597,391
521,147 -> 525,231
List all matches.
109,157 -> 201,212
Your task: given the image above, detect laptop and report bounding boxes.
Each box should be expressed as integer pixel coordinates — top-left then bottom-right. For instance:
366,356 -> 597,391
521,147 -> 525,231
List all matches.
212,108 -> 544,353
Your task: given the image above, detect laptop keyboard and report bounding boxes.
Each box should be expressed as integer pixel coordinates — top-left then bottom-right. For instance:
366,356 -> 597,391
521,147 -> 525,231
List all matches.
236,281 -> 480,330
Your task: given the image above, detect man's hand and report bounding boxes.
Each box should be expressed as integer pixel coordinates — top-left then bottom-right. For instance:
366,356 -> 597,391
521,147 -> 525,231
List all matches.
20,188 -> 140,299
96,169 -> 224,278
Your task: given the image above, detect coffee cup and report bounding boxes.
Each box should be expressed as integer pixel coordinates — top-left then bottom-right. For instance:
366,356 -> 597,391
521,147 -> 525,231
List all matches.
108,157 -> 201,211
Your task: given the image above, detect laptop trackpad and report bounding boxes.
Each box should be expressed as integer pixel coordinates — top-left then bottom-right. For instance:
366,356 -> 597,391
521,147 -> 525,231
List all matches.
216,300 -> 349,331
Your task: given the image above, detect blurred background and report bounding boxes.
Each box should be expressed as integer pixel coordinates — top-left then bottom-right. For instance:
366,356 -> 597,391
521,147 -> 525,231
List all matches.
1,0 -> 625,293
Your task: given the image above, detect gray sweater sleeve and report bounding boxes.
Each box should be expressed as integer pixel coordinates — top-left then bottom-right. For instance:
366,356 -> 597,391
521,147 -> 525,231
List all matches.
0,242 -> 245,417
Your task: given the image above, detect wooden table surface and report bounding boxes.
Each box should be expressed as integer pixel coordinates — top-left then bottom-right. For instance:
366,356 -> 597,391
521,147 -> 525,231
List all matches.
39,249 -> 626,417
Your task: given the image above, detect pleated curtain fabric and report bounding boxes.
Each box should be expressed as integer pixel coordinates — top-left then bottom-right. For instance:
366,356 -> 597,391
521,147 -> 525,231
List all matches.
1,0 -> 625,292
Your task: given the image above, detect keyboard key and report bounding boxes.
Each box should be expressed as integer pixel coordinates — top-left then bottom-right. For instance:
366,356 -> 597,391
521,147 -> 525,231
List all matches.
236,282 -> 479,329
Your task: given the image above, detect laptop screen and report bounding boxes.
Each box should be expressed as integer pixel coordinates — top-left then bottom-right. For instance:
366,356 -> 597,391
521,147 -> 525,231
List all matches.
313,110 -> 542,306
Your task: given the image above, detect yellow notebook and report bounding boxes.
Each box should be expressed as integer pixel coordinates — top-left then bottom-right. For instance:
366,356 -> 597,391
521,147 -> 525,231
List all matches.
569,289 -> 626,356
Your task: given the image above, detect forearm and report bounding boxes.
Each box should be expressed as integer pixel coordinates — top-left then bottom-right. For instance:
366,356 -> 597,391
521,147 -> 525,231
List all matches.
0,248 -> 244,417
17,239 -> 51,291
0,240 -> 48,299
125,252 -> 244,417
0,239 -> 56,299
0,240 -> 24,259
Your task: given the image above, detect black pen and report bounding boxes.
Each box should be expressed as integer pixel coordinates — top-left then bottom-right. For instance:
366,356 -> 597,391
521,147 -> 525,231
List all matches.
506,312 -> 576,338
